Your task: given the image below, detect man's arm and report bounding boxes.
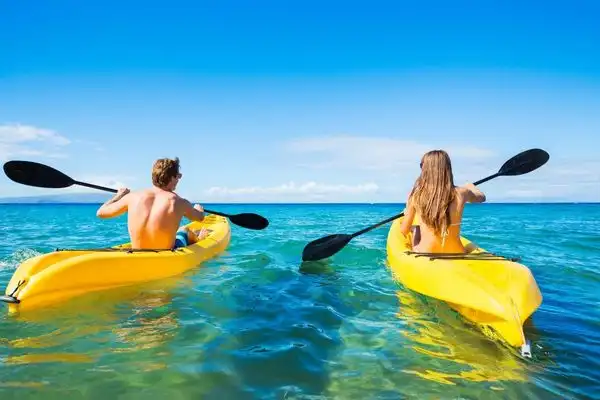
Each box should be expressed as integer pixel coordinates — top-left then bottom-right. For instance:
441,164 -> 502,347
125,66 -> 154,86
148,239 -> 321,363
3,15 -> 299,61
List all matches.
96,188 -> 130,219
182,200 -> 205,222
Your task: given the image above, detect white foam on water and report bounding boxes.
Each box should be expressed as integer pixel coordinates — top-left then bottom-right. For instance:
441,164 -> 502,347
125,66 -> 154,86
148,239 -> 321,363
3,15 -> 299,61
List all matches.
0,248 -> 42,271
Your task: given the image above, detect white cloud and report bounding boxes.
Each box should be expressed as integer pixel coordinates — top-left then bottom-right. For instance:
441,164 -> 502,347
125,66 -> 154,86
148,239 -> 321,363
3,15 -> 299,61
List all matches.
474,157 -> 600,202
550,161 -> 600,181
203,181 -> 379,202
286,135 -> 494,171
283,135 -> 599,202
0,123 -> 70,161
0,124 -> 70,145
73,139 -> 105,152
503,189 -> 546,198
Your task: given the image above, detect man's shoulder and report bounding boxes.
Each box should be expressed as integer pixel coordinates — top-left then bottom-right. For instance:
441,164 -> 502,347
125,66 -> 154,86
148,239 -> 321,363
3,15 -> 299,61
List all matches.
175,196 -> 192,208
135,188 -> 156,198
161,192 -> 190,207
141,188 -> 178,199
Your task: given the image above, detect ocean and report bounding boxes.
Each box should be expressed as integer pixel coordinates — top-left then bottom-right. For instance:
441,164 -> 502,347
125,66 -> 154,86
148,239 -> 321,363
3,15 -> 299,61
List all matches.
0,203 -> 599,399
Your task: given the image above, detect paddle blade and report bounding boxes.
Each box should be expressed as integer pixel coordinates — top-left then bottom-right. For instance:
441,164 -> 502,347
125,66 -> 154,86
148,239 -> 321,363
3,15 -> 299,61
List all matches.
498,148 -> 549,176
301,234 -> 352,262
228,213 -> 270,230
3,160 -> 75,189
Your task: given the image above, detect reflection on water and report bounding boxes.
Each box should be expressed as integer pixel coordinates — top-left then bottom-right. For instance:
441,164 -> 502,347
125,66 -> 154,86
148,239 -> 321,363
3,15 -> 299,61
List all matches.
5,353 -> 94,365
111,295 -> 178,355
1,273 -> 192,371
1,203 -> 598,398
394,290 -> 529,386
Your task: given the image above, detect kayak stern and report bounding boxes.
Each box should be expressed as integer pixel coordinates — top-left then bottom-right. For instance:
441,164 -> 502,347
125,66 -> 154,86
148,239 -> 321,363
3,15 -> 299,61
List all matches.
386,217 -> 542,352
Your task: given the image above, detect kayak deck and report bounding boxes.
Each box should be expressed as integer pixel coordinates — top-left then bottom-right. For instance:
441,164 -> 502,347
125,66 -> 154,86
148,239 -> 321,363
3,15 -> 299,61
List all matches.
2,215 -> 230,314
386,217 -> 542,354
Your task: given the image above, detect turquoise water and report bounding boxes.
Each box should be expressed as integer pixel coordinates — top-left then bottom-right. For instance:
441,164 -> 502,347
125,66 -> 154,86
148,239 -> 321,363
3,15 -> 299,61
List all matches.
0,203 -> 599,399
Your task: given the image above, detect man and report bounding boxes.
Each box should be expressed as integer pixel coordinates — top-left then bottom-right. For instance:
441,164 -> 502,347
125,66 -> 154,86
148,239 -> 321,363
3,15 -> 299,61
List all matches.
96,157 -> 209,249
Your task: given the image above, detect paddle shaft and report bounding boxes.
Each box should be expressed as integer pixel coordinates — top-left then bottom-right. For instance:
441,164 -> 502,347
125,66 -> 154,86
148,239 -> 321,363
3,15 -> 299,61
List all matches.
349,171 -> 501,238
472,172 -> 500,187
351,212 -> 405,238
75,180 -> 119,193
73,180 -> 225,217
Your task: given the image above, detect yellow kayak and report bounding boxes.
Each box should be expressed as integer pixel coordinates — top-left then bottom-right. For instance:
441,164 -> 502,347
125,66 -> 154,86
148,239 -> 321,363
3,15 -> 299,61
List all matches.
386,217 -> 542,354
2,215 -> 230,314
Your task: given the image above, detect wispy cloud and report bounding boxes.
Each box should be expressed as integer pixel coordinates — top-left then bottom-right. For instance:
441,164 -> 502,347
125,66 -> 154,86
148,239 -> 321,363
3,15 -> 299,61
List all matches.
503,189 -> 546,198
0,123 -> 70,161
73,139 -> 105,152
203,181 -> 379,202
490,158 -> 600,201
286,135 -> 494,171
282,136 -> 599,202
550,161 -> 600,181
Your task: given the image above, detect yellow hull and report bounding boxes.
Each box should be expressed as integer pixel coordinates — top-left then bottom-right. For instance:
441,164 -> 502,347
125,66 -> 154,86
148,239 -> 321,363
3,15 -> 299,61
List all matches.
3,215 -> 230,314
386,217 -> 542,348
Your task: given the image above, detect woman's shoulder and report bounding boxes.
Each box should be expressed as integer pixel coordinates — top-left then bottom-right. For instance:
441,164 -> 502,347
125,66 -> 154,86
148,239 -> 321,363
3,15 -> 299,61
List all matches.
454,186 -> 470,202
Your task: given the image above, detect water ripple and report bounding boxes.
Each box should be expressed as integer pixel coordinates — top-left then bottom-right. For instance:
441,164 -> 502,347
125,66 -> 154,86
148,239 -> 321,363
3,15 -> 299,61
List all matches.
0,203 -> 599,398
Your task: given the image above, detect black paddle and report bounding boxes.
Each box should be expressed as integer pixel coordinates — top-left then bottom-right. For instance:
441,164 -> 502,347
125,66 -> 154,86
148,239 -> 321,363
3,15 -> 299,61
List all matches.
301,148 -> 550,262
2,160 -> 269,230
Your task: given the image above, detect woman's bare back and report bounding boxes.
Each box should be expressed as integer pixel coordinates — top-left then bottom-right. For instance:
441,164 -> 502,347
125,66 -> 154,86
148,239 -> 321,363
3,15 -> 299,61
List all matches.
401,184 -> 486,254
412,188 -> 466,253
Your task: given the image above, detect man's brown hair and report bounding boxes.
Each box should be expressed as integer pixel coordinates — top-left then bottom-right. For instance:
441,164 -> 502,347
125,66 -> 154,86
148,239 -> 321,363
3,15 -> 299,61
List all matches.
152,157 -> 180,189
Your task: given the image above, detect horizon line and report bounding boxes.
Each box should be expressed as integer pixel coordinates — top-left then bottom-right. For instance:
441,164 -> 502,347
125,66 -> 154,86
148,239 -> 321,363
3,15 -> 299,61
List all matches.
1,201 -> 598,205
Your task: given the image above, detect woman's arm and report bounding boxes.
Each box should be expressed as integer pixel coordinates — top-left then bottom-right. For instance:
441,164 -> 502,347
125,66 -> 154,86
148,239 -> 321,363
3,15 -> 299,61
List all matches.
460,183 -> 486,203
399,197 -> 416,236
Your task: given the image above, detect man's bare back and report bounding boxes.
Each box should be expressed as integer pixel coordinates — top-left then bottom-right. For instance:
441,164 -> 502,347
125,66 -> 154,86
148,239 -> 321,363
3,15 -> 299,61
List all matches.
127,188 -> 187,249
96,157 -> 207,249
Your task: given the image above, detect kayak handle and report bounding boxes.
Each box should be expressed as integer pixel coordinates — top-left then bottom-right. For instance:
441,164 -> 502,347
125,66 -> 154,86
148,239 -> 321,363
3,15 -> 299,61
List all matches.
0,295 -> 20,304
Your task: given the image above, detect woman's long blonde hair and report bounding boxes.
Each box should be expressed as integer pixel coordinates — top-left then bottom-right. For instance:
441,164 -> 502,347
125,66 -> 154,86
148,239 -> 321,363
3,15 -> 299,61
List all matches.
408,150 -> 456,236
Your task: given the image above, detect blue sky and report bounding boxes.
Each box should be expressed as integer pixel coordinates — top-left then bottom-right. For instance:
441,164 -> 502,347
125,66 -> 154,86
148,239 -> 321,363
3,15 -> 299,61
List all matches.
1,0 -> 599,202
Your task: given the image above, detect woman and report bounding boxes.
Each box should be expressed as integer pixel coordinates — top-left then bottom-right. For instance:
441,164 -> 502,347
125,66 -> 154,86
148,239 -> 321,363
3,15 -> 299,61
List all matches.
399,150 -> 486,253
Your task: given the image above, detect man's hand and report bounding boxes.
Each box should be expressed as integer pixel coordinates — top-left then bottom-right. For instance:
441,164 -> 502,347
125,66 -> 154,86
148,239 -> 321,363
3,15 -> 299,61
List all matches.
107,187 -> 130,204
97,188 -> 130,219
183,203 -> 205,222
116,188 -> 130,199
